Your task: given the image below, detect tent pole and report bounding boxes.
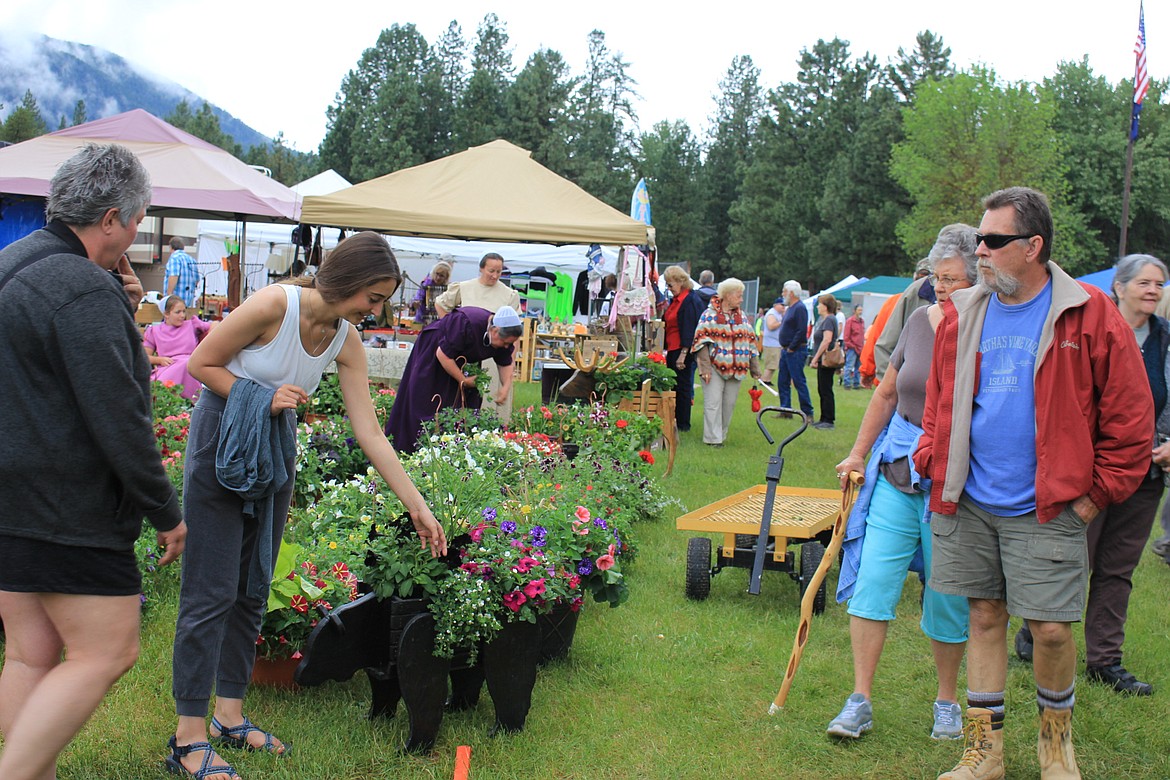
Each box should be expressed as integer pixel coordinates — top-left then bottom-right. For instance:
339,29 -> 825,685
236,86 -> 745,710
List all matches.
241,219 -> 249,301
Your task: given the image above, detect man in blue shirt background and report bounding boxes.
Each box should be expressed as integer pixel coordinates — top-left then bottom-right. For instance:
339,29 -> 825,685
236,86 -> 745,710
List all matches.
165,237 -> 200,307
775,279 -> 813,419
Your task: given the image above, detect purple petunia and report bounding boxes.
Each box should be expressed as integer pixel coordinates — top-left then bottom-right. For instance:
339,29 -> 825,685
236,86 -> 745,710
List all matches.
529,525 -> 548,547
366,481 -> 377,495
593,518 -> 608,529
482,506 -> 497,522
500,519 -> 516,534
577,558 -> 594,576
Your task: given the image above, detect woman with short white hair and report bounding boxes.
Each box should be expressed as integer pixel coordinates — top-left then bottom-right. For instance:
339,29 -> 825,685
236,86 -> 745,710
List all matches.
691,278 -> 762,446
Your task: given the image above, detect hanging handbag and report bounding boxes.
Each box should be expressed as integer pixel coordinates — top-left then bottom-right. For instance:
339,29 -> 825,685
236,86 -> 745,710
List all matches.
822,343 -> 845,369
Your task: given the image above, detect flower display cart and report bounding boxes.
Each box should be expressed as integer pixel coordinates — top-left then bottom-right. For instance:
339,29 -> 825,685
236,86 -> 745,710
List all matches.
616,379 -> 676,476
295,591 -> 543,752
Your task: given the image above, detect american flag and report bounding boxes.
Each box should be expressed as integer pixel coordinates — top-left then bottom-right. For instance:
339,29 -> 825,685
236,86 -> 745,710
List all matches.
1132,1 -> 1149,140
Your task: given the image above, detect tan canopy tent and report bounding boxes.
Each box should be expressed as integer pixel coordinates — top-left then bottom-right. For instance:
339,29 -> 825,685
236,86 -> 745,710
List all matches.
300,140 -> 652,246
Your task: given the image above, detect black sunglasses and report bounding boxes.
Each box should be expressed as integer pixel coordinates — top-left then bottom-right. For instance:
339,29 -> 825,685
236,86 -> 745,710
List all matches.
975,233 -> 1034,250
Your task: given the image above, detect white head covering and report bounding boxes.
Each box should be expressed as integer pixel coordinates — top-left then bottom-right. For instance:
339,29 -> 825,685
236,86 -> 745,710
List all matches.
493,305 -> 521,328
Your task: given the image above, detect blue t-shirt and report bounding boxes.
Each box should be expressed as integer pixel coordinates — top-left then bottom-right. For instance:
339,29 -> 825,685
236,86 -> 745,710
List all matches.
965,279 -> 1052,516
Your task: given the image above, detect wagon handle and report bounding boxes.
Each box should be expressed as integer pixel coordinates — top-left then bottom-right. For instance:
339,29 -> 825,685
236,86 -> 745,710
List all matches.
755,406 -> 810,454
769,470 -> 865,713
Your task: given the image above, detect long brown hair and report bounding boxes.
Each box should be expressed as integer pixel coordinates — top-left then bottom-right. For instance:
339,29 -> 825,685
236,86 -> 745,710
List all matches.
288,231 -> 401,302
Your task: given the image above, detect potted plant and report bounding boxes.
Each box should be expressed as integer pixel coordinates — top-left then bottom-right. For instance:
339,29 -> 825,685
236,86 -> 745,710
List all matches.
254,541 -> 360,688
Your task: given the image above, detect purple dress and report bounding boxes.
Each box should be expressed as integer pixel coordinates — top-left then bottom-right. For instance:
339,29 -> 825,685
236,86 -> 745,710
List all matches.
384,307 -> 512,453
142,317 -> 212,400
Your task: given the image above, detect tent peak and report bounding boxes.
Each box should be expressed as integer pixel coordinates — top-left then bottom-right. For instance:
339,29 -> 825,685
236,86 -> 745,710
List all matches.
469,139 -> 533,158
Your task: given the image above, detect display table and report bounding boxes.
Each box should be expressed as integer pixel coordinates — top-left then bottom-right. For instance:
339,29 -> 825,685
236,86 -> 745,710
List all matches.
325,345 -> 412,384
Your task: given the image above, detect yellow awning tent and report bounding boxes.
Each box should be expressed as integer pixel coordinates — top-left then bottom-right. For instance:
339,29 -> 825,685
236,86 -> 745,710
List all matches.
300,140 -> 652,246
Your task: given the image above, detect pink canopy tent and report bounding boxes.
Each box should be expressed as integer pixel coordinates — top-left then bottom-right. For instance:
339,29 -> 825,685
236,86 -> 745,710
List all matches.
0,109 -> 299,222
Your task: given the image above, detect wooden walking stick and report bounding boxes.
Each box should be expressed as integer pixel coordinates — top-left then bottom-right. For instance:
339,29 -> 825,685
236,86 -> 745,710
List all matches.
769,471 -> 864,713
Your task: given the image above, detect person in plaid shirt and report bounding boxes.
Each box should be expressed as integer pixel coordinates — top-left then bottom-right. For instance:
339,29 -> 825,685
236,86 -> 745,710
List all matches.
165,237 -> 201,306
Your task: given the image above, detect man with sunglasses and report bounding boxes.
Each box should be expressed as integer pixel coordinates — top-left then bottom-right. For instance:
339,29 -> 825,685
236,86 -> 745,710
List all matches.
915,187 -> 1151,780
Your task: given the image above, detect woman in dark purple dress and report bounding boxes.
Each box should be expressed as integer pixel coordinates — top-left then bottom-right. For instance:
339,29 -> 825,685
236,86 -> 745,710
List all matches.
385,305 -> 523,452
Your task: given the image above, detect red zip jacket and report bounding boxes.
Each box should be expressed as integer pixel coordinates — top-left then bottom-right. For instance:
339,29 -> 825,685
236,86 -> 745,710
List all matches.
913,263 -> 1152,522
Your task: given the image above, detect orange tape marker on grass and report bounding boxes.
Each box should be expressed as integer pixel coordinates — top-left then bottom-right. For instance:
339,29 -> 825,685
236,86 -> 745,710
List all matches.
454,745 -> 472,780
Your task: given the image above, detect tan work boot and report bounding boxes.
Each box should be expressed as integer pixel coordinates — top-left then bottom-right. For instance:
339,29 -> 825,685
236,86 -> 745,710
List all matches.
937,708 -> 1005,780
1038,707 -> 1081,779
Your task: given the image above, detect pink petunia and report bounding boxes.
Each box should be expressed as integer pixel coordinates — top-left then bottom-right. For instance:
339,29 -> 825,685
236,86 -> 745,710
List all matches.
502,591 -> 528,612
523,579 -> 547,598
575,505 -> 591,522
595,553 -> 615,571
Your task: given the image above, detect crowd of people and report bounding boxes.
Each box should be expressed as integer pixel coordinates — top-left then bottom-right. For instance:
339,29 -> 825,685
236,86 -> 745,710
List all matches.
660,188 -> 1163,780
1,143 -> 1165,780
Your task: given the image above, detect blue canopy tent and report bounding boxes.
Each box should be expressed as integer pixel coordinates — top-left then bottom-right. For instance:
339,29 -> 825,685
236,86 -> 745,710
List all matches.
1077,267 -> 1115,293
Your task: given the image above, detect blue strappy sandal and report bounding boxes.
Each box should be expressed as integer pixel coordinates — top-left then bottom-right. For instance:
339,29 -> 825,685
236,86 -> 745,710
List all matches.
210,715 -> 291,756
165,736 -> 239,779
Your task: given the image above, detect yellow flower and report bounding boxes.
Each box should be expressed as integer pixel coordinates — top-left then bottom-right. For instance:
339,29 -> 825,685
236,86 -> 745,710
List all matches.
521,505 -> 532,515
329,541 -> 338,550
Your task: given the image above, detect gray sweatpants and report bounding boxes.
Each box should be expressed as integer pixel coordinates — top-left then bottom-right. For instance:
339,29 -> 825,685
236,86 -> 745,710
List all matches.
172,391 -> 293,717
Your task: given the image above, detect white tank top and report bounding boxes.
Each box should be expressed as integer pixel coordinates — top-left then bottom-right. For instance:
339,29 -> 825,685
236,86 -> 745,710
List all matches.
224,285 -> 350,395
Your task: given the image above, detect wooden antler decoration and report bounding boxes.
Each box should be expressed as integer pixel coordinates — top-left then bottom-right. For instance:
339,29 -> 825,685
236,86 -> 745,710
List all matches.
769,471 -> 864,713
557,346 -> 599,372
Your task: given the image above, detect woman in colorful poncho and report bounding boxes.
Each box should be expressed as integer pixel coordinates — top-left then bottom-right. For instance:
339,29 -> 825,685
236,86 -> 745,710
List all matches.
691,278 -> 761,446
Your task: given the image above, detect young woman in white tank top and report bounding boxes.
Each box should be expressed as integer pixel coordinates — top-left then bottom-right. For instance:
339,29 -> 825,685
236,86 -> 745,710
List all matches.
167,232 -> 446,778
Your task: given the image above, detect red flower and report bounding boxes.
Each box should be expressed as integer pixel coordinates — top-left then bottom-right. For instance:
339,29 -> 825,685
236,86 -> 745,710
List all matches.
639,450 -> 655,465
569,596 -> 584,612
615,419 -> 629,429
314,579 -> 327,589
503,591 -> 528,612
513,556 -> 539,574
647,351 -> 667,364
331,562 -> 350,578
523,579 -> 547,598
289,594 -> 310,613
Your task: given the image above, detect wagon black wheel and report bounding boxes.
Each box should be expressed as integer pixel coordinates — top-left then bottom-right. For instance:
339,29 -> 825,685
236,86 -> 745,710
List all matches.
799,541 -> 827,615
685,537 -> 712,601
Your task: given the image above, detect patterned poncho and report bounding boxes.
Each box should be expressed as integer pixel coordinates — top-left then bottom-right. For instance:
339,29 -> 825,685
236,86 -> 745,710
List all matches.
691,296 -> 759,379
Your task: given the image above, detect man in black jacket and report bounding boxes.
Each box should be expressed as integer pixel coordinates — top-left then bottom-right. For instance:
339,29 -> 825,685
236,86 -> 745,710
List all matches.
0,143 -> 186,780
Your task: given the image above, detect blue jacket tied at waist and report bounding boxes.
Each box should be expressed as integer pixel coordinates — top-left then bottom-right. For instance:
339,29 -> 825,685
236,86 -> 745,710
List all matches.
215,379 -> 297,600
835,412 -> 931,604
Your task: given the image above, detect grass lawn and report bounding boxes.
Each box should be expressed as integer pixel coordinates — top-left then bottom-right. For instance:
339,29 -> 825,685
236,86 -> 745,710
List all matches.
4,371 -> 1170,778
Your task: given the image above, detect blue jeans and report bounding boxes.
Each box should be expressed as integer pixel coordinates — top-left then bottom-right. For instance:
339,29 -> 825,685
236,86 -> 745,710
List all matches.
776,347 -> 813,417
843,348 -> 861,388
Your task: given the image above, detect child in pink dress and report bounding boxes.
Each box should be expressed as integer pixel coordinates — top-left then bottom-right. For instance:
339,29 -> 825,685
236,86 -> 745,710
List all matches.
143,296 -> 214,400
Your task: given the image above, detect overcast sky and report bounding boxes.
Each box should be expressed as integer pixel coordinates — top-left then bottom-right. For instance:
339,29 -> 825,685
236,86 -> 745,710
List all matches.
0,0 -> 1158,152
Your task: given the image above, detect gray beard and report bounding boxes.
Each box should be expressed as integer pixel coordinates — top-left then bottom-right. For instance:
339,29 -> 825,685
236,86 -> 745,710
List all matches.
977,262 -> 1021,298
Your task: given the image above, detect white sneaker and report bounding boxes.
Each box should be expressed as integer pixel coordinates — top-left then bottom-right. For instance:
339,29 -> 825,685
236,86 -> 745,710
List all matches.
827,693 -> 873,739
932,700 -> 963,740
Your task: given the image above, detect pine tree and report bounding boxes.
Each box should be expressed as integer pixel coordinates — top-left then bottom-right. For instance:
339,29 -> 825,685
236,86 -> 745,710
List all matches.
3,90 -> 48,143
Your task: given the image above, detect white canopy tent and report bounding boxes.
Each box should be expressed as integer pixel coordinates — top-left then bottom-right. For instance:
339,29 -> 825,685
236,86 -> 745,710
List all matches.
192,171 -> 353,298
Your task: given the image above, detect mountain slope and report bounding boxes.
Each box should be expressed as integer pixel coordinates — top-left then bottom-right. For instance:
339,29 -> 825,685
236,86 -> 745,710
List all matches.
0,33 -> 271,149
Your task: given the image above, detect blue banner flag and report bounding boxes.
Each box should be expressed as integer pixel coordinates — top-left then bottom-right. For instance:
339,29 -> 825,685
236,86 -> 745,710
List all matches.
630,178 -> 652,225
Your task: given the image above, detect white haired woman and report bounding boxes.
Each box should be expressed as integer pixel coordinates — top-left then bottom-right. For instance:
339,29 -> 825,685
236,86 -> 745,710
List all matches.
691,278 -> 762,446
826,224 -> 977,742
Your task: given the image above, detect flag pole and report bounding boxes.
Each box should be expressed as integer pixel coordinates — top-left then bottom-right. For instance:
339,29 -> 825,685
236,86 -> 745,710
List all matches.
1119,137 -> 1135,258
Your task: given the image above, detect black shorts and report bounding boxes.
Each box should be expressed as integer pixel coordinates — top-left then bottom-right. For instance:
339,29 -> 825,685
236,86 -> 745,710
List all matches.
0,533 -> 141,596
